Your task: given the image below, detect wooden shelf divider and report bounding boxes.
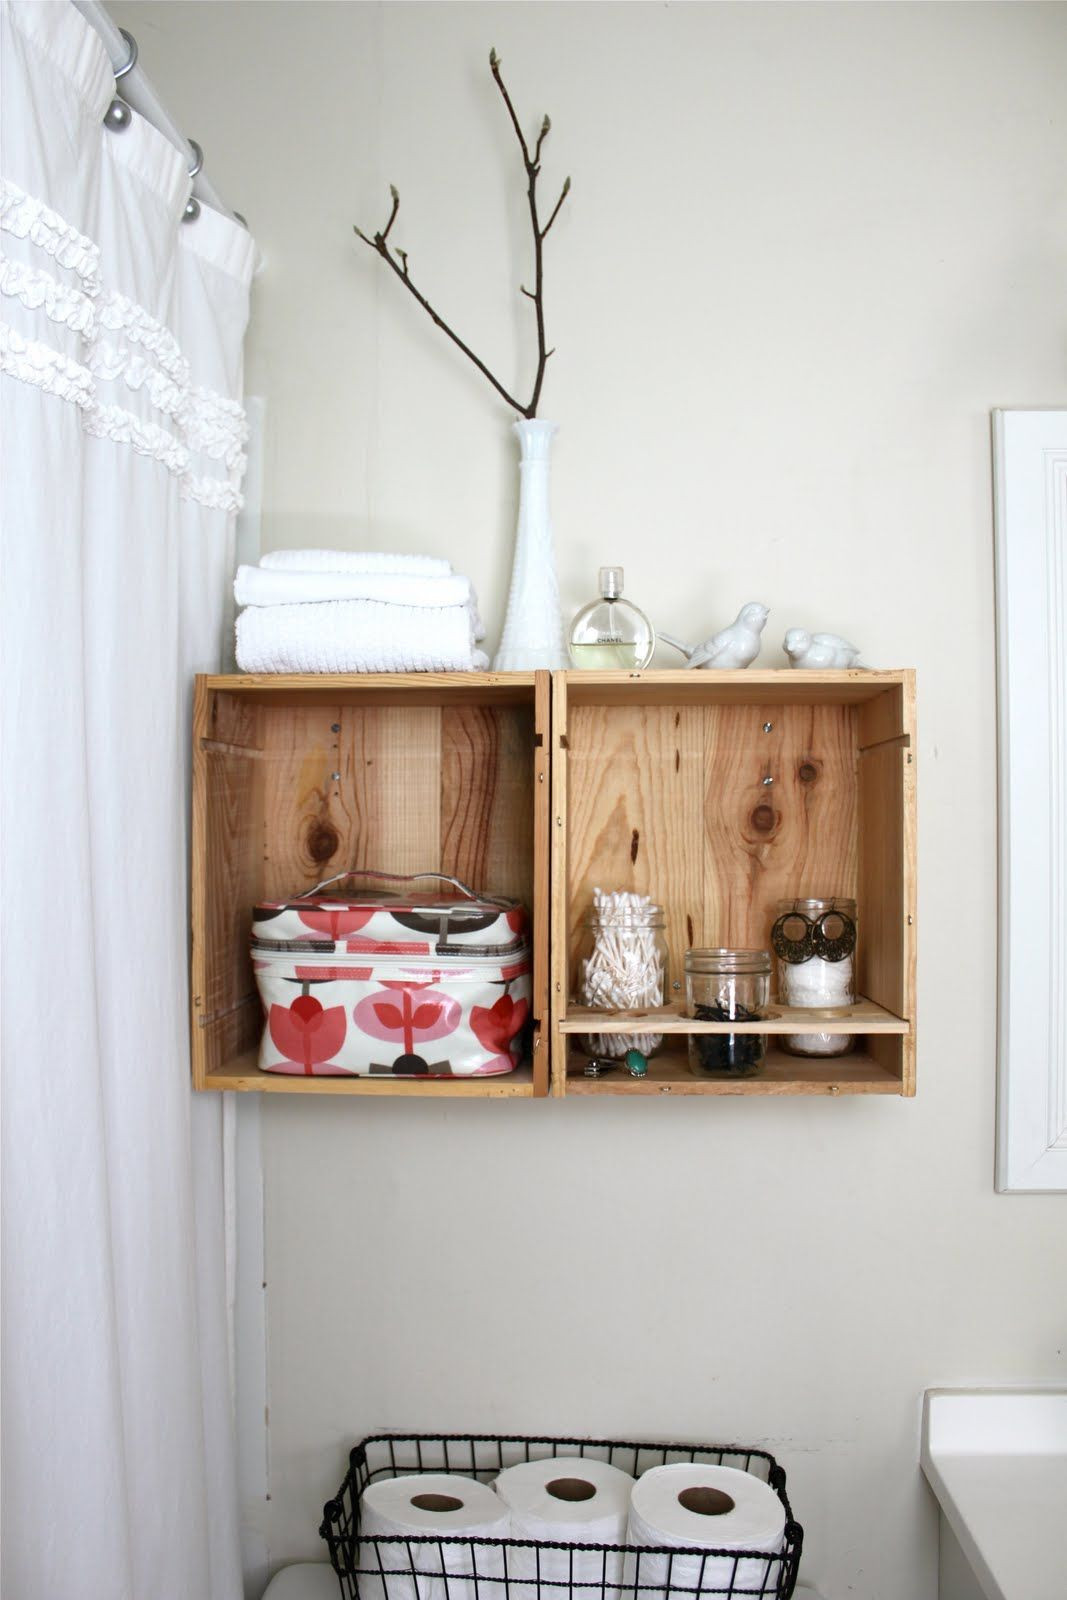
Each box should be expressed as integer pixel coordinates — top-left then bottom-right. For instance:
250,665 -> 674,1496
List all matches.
560,997 -> 908,1036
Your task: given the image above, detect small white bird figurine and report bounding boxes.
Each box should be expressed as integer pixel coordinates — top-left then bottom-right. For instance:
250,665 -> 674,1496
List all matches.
660,603 -> 769,670
783,628 -> 863,669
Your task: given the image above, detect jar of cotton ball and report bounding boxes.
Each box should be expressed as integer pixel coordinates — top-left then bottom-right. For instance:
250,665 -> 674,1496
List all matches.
772,897 -> 857,1056
577,890 -> 669,1059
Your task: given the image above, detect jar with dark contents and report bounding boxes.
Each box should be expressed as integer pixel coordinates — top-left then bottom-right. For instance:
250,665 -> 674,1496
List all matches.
685,949 -> 772,1077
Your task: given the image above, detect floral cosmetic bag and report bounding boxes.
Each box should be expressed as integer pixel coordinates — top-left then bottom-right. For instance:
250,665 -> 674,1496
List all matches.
251,872 -> 532,1078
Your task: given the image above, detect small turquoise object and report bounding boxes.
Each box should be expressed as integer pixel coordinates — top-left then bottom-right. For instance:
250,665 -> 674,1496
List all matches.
625,1049 -> 648,1077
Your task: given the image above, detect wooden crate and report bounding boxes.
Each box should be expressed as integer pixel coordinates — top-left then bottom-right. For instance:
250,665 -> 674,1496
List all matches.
191,673 -> 551,1096
550,669 -> 916,1096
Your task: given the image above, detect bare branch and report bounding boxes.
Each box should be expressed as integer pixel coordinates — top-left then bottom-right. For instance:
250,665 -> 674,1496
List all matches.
381,185 -> 400,243
353,190 -> 527,412
352,53 -> 568,420
540,176 -> 571,240
489,49 -> 532,167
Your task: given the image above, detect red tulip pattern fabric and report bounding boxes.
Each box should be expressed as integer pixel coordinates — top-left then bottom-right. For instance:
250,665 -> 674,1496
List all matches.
469,994 -> 529,1070
253,895 -> 531,1077
268,994 -> 348,1075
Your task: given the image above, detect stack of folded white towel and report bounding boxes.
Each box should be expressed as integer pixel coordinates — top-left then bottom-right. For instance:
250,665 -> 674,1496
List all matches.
234,550 -> 489,673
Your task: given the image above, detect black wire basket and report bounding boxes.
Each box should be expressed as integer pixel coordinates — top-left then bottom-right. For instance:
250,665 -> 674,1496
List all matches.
320,1433 -> 803,1600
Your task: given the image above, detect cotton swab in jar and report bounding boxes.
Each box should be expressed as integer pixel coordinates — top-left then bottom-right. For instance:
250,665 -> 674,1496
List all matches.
581,888 -> 665,1056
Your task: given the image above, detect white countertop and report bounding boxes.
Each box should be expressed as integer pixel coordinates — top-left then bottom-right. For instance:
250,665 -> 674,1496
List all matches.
921,1389 -> 1067,1600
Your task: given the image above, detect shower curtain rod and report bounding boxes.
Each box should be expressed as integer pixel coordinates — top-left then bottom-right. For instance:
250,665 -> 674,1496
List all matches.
70,0 -> 240,225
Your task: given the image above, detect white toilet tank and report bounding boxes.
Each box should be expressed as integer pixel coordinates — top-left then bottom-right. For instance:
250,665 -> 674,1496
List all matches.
261,1564 -> 827,1600
261,1565 -> 339,1600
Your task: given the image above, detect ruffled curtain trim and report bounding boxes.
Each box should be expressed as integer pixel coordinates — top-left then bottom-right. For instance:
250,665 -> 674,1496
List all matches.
0,179 -> 246,512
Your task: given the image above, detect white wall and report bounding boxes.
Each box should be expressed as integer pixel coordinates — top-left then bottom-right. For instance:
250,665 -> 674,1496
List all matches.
111,3 -> 1067,1596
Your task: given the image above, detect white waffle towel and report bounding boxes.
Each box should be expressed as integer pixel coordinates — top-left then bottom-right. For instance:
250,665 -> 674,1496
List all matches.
260,549 -> 452,577
234,565 -> 474,610
235,600 -> 490,674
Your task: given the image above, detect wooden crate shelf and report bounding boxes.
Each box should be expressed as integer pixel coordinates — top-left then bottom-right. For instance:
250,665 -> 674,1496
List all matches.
192,667 -> 915,1100
550,669 -> 916,1097
191,672 -> 551,1096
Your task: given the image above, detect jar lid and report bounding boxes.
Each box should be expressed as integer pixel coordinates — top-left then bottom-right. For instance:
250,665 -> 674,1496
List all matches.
775,897 -> 856,915
684,947 -> 771,974
584,906 -> 664,926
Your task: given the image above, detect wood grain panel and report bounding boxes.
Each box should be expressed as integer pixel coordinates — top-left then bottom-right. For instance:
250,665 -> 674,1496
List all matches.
336,706 -> 443,887
702,702 -> 858,950
256,703 -> 347,899
858,679 -> 910,749
550,673 -> 571,1093
208,1051 -> 536,1096
205,687 -> 260,751
440,705 -> 534,902
565,703 -> 705,991
531,672 -> 551,1094
201,672 -> 537,706
858,739 -> 915,1026
866,1033 -> 907,1094
192,680 -> 264,1086
562,668 -> 912,709
560,997 -> 908,1034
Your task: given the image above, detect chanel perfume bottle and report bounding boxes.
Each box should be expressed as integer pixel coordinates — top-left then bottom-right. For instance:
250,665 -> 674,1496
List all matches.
568,567 -> 656,669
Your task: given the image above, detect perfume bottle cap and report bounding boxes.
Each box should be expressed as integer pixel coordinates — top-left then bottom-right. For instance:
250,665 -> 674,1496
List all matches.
599,566 -> 624,599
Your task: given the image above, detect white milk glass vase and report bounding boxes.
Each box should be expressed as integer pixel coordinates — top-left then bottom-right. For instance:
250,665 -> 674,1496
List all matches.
493,418 -> 568,671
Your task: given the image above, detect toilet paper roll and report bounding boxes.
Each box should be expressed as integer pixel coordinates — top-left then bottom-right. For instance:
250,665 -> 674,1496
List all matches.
493,1457 -> 636,1600
626,1464 -> 786,1598
359,1473 -> 511,1600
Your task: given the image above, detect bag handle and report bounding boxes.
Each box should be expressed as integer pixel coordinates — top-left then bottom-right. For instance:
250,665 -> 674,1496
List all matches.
297,868 -> 512,908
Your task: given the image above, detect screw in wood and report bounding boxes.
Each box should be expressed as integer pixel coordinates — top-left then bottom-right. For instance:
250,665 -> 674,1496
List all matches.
762,775 -> 774,786
763,722 -> 773,733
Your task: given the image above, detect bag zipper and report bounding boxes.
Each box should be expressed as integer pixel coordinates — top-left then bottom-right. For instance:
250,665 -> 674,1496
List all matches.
251,943 -> 531,974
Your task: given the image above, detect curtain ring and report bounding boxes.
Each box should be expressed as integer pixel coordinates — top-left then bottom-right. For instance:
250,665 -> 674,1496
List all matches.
182,197 -> 201,224
114,28 -> 138,80
187,139 -> 204,180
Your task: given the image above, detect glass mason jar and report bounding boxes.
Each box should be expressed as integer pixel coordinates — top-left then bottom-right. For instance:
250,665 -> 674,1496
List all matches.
576,903 -> 669,1058
685,948 -> 772,1078
773,897 -> 857,1057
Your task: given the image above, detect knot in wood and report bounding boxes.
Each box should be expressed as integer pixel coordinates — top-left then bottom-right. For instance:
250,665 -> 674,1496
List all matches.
751,803 -> 777,834
305,819 -> 340,863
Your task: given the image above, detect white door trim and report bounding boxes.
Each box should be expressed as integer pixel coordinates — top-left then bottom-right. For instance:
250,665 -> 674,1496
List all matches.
994,408 -> 1067,1191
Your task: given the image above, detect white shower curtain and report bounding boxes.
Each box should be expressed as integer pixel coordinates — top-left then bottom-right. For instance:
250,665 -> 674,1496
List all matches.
1,4 -> 252,1596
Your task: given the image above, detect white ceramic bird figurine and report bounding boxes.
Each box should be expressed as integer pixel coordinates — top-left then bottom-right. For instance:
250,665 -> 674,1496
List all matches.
660,603 -> 769,670
783,628 -> 863,669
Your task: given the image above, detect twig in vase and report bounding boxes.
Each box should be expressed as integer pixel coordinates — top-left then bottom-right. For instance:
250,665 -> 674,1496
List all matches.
353,48 -> 570,420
